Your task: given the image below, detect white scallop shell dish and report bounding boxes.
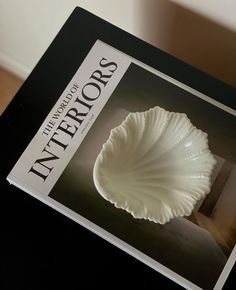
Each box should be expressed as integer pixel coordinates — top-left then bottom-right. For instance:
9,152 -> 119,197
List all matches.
93,106 -> 216,224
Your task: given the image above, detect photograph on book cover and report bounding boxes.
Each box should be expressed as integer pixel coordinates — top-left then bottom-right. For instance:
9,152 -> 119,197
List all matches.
7,40 -> 236,290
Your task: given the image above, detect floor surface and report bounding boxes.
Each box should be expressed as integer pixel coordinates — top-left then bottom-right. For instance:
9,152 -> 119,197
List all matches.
0,67 -> 23,115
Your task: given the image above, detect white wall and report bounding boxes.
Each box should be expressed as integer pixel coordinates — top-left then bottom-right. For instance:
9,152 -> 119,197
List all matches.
0,0 -> 139,78
171,0 -> 236,32
0,0 -> 236,86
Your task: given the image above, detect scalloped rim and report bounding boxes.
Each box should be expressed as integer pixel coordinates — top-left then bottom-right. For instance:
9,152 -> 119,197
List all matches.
93,106 -> 216,224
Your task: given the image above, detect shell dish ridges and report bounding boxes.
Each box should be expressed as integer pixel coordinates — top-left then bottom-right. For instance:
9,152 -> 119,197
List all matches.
93,106 -> 216,224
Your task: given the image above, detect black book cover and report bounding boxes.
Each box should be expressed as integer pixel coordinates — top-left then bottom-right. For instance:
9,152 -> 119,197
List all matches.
1,7 -> 235,290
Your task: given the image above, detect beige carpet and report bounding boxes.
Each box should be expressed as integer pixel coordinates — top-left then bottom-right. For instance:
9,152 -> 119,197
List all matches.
0,67 -> 23,115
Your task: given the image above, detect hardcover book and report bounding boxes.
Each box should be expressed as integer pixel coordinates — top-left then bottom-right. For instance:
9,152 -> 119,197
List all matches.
1,7 -> 236,290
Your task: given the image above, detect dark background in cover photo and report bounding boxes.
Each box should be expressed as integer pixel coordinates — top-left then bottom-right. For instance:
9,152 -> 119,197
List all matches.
49,63 -> 236,290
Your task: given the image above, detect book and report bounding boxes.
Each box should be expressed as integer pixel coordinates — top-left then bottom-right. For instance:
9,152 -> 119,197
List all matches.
1,7 -> 236,290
